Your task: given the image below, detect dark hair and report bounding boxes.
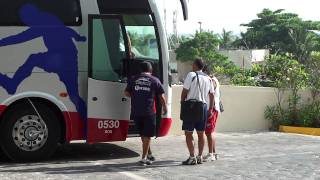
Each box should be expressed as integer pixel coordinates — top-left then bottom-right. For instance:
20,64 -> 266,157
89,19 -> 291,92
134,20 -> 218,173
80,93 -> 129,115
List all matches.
193,58 -> 204,70
203,65 -> 211,75
140,61 -> 153,73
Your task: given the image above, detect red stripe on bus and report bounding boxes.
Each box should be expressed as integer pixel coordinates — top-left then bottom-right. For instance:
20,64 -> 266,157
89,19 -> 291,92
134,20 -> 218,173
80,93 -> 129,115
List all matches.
0,105 -> 6,114
87,119 -> 129,143
63,112 -> 85,141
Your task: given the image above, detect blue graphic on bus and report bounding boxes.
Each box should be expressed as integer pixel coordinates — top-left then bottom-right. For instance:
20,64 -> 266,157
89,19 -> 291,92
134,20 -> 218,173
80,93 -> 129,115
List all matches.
0,4 -> 87,121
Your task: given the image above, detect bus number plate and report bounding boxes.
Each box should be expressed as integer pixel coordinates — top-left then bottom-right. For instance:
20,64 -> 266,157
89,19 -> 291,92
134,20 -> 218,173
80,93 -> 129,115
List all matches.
97,120 -> 120,134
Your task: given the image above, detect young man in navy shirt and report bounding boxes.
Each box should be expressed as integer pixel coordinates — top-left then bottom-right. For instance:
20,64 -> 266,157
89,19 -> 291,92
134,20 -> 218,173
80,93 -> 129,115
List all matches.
125,62 -> 167,166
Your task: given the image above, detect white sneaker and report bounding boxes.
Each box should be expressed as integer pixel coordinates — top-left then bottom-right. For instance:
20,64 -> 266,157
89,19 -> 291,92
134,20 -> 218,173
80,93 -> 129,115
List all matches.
203,153 -> 218,162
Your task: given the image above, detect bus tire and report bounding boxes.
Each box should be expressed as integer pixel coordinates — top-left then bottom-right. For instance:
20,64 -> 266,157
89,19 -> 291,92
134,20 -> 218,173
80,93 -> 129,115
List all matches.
0,101 -> 61,162
0,147 -> 9,161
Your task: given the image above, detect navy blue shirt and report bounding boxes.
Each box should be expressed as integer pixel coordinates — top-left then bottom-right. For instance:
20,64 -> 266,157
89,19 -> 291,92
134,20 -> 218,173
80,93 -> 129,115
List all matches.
126,73 -> 165,117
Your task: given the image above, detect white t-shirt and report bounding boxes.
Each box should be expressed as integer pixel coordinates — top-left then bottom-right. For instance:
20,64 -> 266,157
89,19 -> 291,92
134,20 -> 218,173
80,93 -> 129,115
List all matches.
204,76 -> 221,112
183,71 -> 214,105
212,77 -> 221,112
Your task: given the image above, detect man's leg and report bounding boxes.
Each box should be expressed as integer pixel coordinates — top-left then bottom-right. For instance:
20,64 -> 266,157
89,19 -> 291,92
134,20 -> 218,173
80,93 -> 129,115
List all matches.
141,136 -> 151,159
185,131 -> 195,157
140,137 -> 153,157
148,147 -> 152,155
194,105 -> 208,164
206,133 -> 215,153
182,120 -> 197,165
147,145 -> 156,161
197,131 -> 205,156
204,110 -> 218,161
212,135 -> 216,153
207,111 -> 218,154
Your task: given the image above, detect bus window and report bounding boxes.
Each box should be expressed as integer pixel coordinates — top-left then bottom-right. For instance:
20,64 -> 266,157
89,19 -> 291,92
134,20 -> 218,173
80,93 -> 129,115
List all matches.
91,17 -> 126,82
124,15 -> 160,61
0,0 -> 82,26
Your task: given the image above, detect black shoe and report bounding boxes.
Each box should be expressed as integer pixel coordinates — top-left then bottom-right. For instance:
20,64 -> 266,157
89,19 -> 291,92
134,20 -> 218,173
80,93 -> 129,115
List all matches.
147,154 -> 156,161
139,159 -> 152,166
182,157 -> 197,165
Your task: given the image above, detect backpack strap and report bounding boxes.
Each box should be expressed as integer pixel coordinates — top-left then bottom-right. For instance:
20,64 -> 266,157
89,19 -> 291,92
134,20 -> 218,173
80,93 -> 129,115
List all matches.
195,72 -> 203,101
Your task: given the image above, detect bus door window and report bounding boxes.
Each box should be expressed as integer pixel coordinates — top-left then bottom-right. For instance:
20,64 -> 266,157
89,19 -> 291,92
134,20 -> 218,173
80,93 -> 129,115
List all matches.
124,15 -> 159,60
123,14 -> 161,78
91,17 -> 127,82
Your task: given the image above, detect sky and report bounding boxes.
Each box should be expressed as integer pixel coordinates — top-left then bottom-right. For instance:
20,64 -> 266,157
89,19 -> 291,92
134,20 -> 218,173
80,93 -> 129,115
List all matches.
155,0 -> 320,35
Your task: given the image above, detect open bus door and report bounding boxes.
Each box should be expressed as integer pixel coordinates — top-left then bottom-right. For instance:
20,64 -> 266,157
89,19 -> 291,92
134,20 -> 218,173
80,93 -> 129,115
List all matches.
87,13 -> 164,143
87,15 -> 131,143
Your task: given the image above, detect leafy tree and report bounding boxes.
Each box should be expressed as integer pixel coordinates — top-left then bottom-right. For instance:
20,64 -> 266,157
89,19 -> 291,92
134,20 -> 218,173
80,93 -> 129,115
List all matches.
237,9 -> 320,63
175,31 -> 235,70
306,52 -> 320,101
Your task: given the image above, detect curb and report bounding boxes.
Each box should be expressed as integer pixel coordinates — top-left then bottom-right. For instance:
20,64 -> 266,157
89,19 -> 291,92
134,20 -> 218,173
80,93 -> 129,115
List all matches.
279,125 -> 320,136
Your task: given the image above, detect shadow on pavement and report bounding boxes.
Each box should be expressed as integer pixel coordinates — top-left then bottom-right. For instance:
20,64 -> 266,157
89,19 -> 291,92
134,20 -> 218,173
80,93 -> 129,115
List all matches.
53,143 -> 140,161
0,143 -> 140,166
0,160 -> 181,174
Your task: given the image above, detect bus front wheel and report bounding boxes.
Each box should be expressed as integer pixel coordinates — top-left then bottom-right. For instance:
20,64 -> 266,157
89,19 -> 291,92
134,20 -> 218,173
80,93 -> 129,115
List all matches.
0,101 -> 61,161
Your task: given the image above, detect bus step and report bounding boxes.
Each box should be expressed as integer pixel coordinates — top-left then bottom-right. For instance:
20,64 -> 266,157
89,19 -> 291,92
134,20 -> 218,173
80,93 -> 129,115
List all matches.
127,134 -> 140,137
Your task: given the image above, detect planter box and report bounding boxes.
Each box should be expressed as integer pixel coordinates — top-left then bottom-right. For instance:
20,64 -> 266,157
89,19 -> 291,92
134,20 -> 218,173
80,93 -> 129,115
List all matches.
279,125 -> 320,136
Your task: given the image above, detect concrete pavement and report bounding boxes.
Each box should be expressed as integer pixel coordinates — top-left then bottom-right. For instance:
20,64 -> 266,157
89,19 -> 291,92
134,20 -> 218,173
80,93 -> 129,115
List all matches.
0,132 -> 319,180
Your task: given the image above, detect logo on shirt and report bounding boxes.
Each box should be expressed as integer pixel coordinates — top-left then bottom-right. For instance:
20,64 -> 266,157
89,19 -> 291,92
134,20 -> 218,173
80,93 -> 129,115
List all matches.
134,77 -> 152,92
135,85 -> 151,91
135,77 -> 152,86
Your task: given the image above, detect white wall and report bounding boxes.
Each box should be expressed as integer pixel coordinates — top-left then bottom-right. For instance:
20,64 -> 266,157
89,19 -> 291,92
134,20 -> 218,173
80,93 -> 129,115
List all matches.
169,85 -> 311,135
171,50 -> 270,84
219,49 -> 269,68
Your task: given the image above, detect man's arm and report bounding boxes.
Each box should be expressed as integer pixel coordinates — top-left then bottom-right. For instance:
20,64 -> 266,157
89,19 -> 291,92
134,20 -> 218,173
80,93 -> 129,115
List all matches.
209,92 -> 214,110
159,93 -> 167,115
181,88 -> 189,102
181,72 -> 193,102
124,79 -> 132,97
124,91 -> 131,97
0,28 -> 41,46
207,92 -> 214,118
207,77 -> 215,118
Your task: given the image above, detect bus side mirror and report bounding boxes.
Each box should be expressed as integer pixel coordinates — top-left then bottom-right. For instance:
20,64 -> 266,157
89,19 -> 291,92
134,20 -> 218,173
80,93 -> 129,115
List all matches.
180,0 -> 188,20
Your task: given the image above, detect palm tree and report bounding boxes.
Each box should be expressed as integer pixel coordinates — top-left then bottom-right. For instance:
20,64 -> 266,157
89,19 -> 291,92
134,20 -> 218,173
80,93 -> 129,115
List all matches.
289,28 -> 320,63
219,28 -> 234,49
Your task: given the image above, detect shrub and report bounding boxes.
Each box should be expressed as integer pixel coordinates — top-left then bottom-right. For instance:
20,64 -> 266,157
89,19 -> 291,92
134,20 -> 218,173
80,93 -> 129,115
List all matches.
298,102 -> 320,128
230,73 -> 258,86
265,105 -> 291,130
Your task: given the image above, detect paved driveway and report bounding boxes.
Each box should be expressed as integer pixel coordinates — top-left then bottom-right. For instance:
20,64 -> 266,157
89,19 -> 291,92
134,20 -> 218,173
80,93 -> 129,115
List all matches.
0,132 -> 319,180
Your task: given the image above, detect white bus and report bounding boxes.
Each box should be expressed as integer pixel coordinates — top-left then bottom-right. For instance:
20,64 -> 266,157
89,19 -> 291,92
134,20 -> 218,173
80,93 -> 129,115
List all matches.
0,0 -> 188,161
